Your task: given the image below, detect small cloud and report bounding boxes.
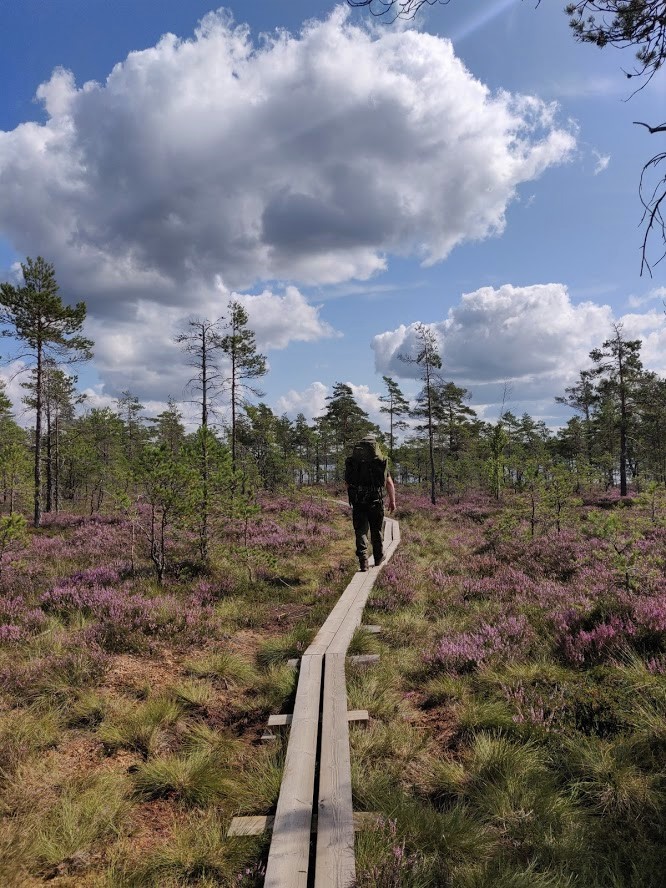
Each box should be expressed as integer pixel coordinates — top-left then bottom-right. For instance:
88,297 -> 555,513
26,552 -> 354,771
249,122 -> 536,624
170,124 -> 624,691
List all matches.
276,382 -> 329,420
592,150 -> 610,175
628,285 -> 666,309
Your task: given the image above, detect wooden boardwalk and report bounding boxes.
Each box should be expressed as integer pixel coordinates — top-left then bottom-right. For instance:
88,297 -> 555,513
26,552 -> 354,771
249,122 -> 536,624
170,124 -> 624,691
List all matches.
230,515 -> 400,888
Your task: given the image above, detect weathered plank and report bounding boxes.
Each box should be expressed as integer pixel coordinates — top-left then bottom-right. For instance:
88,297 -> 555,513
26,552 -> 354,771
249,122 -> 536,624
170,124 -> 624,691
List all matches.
243,513 -> 400,887
314,518 -> 399,888
348,654 -> 380,666
267,710 -> 368,728
263,653 -> 322,888
315,652 -> 356,888
325,518 -> 399,656
228,815 -> 275,836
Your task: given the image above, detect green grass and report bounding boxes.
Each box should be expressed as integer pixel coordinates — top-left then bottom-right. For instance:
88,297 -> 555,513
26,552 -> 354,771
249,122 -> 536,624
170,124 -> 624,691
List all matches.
165,679 -> 216,712
108,810 -> 262,887
0,706 -> 62,774
98,696 -> 184,758
131,748 -> 239,806
255,625 -> 314,668
184,651 -> 258,688
30,773 -> 130,876
64,688 -> 108,727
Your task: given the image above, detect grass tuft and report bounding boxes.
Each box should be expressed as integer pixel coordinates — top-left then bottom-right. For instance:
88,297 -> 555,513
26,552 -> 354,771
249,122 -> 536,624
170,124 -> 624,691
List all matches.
31,774 -> 130,876
256,625 -> 314,669
184,651 -> 257,688
98,696 -> 184,758
109,810 -> 262,887
131,748 -> 238,806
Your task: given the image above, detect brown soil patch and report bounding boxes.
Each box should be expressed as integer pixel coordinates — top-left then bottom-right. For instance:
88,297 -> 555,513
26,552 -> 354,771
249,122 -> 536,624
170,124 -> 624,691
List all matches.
102,648 -> 184,696
127,798 -> 180,854
408,694 -> 459,748
47,732 -> 106,780
260,603 -> 312,633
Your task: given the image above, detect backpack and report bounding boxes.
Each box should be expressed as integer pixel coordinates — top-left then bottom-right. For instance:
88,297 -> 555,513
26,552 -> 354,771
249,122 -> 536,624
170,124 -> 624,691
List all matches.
345,441 -> 387,507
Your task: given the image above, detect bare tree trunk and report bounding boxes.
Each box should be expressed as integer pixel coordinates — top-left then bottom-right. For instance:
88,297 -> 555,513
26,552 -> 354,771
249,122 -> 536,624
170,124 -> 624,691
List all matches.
34,346 -> 42,528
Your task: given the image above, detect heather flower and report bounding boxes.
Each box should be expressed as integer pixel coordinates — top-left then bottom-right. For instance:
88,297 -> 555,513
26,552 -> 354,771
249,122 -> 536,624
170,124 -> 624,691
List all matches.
0,624 -> 24,643
369,554 -> 416,612
0,595 -> 47,641
429,614 -> 533,672
554,608 -> 635,666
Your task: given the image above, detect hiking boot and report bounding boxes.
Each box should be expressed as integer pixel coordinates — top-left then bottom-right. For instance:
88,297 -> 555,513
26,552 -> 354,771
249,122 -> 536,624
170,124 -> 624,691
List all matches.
373,552 -> 384,566
359,559 -> 369,572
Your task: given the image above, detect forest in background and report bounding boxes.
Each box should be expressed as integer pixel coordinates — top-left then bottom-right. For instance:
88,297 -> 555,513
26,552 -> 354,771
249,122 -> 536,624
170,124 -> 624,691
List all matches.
2,259 -> 665,550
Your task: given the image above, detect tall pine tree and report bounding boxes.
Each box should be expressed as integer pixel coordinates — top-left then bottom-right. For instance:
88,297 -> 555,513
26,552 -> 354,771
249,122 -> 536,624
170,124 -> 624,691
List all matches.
0,257 -> 92,526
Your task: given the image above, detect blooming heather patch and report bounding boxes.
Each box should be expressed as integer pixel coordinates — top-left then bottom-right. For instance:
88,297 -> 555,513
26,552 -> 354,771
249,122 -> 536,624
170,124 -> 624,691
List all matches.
553,608 -> 635,667
0,595 -> 47,644
448,492 -> 501,524
368,554 -> 417,613
429,614 -> 533,673
41,576 -> 218,652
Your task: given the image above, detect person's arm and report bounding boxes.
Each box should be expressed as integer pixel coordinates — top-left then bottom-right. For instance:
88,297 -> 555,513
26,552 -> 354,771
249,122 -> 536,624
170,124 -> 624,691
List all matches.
385,474 -> 396,513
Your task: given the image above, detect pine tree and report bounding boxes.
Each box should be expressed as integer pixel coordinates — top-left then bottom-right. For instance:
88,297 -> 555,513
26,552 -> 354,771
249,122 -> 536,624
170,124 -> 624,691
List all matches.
590,324 -> 644,496
379,376 -> 410,465
0,380 -> 29,514
22,362 -> 84,512
400,323 -> 442,504
221,301 -> 267,470
148,398 -> 186,454
323,382 -> 377,478
0,257 -> 92,526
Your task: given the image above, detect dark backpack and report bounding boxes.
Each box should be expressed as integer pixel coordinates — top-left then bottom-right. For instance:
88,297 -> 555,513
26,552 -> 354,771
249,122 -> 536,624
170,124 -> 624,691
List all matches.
345,441 -> 387,506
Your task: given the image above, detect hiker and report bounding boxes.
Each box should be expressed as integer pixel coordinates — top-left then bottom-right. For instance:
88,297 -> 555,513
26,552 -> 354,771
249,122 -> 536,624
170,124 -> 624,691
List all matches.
345,433 -> 396,572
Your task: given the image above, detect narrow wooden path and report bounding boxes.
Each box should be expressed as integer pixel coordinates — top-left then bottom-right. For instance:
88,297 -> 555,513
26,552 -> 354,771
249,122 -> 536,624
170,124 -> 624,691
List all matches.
230,514 -> 400,888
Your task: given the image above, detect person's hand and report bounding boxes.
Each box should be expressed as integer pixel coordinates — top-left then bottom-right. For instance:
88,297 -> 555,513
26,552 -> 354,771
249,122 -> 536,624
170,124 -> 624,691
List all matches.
387,501 -> 396,514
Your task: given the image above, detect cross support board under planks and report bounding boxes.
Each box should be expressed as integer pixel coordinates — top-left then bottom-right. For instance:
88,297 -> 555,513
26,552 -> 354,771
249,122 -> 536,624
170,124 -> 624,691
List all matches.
254,514 -> 400,888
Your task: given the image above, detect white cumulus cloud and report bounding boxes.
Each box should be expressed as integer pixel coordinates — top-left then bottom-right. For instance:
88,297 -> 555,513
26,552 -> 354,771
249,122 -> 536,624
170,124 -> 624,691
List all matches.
372,283 -> 616,415
0,6 -> 575,314
276,382 -> 329,419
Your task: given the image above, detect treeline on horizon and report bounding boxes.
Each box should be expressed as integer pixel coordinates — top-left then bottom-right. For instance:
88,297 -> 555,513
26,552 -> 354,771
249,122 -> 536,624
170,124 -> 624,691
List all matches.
1,257 -> 665,533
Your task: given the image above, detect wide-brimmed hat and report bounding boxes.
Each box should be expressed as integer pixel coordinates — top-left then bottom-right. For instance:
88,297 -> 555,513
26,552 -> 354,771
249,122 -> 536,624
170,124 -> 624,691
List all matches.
360,433 -> 377,442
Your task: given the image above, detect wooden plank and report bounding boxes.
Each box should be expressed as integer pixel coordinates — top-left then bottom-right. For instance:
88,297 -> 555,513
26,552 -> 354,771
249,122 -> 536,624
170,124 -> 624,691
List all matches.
268,711 -> 367,728
228,815 -> 275,836
324,519 -> 399,657
267,713 -> 292,727
264,653 -> 322,888
308,572 -> 374,655
362,625 -> 382,634
315,652 -> 356,888
348,654 -> 380,666
260,513 -> 399,888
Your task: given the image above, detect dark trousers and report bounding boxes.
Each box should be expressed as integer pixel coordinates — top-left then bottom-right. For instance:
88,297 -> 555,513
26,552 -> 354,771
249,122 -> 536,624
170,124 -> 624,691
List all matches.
352,501 -> 384,564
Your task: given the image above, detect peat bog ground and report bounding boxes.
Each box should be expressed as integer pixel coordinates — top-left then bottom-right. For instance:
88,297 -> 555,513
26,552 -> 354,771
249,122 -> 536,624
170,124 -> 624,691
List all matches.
1,488 -> 666,886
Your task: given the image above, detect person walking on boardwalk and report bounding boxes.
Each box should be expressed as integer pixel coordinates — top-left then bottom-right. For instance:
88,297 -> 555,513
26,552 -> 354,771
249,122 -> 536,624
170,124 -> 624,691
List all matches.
345,433 -> 396,572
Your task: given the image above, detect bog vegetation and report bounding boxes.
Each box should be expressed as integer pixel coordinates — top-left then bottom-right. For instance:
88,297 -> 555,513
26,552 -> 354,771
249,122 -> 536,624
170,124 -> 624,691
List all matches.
1,259 -> 666,886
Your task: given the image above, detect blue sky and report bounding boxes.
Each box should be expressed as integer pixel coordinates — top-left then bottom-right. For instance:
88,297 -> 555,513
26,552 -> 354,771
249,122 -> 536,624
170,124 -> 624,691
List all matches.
0,0 -> 664,431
